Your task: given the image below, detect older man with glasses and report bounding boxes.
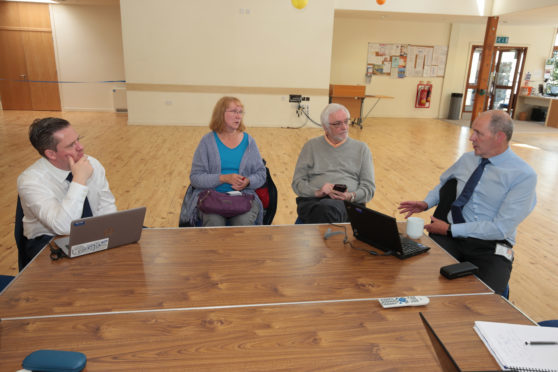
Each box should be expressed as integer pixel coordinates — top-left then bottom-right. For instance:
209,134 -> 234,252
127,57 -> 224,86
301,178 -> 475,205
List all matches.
17,117 -> 117,268
292,103 -> 375,223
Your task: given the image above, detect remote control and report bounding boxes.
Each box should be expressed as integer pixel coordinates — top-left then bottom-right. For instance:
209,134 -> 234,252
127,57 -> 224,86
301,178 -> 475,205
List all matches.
378,296 -> 430,308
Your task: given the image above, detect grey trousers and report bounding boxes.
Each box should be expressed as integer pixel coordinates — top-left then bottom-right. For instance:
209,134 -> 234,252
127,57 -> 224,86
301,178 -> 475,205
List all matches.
201,199 -> 260,226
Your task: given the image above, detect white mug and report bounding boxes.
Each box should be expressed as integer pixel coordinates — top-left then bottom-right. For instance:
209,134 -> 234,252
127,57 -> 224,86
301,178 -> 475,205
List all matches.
406,217 -> 424,239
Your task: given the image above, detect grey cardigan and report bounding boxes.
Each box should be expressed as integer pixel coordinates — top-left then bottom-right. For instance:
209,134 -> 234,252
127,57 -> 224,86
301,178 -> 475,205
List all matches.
180,131 -> 266,226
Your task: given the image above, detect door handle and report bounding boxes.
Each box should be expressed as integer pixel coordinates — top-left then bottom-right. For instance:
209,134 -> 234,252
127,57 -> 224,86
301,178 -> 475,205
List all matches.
19,74 -> 26,80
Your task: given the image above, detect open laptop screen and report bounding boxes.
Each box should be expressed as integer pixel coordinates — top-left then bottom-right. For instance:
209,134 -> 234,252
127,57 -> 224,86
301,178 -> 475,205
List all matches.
345,202 -> 402,253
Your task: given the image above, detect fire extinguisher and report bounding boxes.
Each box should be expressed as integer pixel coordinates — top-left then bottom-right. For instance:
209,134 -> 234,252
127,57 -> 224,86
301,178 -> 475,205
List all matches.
415,81 -> 432,108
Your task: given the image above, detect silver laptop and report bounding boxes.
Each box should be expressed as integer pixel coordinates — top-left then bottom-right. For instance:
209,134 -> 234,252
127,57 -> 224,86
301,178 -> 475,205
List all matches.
54,207 -> 146,258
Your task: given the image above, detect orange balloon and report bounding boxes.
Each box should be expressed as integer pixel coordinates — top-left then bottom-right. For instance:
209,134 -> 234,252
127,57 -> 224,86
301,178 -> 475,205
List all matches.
376,0 -> 386,4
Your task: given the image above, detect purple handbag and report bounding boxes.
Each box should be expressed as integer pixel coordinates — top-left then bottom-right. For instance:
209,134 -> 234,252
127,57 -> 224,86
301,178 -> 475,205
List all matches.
197,190 -> 254,218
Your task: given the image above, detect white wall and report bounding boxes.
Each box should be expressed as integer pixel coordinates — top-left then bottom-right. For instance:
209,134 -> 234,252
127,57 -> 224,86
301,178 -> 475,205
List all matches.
439,22 -> 556,118
492,0 -> 558,15
50,2 -> 125,111
335,0 -> 492,16
330,14 -> 556,119
121,0 -> 334,126
330,15 -> 451,118
42,0 -> 556,124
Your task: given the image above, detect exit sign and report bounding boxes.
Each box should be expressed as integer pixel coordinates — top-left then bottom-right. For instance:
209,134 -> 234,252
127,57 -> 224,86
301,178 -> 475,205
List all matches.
496,36 -> 509,44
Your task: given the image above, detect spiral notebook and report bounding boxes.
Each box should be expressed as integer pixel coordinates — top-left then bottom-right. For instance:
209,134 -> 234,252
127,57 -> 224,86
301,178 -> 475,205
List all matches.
474,321 -> 558,371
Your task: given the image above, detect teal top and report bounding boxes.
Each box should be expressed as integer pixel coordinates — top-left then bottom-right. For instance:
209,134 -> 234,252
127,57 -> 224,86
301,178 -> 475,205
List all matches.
214,132 -> 248,192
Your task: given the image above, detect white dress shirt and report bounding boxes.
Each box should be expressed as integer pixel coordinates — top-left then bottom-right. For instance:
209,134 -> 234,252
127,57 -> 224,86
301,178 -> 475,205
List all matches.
17,156 -> 117,238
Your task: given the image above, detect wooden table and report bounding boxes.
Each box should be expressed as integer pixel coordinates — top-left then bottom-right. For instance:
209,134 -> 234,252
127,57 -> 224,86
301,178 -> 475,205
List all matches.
331,94 -> 395,128
0,224 -> 532,370
356,94 -> 394,128
329,84 -> 394,128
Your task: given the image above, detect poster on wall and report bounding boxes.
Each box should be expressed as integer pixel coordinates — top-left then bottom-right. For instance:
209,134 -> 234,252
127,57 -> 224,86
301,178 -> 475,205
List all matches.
367,43 -> 403,76
406,45 -> 432,77
367,42 -> 447,78
432,45 -> 448,76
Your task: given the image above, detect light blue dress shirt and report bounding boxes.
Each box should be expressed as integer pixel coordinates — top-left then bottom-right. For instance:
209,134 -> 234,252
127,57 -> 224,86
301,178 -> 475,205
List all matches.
424,148 -> 537,245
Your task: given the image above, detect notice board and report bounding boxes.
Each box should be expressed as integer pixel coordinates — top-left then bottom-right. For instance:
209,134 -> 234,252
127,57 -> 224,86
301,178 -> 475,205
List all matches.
367,43 -> 447,78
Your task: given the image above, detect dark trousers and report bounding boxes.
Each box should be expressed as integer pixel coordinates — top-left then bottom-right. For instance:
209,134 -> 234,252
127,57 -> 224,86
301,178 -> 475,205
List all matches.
431,178 -> 512,296
296,197 -> 348,224
22,234 -> 53,269
430,234 -> 512,295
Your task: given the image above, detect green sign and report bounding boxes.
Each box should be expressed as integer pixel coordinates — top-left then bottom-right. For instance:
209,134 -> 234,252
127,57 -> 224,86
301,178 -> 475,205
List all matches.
496,36 -> 509,44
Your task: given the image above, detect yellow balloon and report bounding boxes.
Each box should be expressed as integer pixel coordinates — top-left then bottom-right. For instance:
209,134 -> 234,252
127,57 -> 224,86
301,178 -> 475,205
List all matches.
291,0 -> 308,10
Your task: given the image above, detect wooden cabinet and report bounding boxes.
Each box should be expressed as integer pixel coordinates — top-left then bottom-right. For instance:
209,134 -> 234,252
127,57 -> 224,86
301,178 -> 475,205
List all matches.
515,95 -> 558,128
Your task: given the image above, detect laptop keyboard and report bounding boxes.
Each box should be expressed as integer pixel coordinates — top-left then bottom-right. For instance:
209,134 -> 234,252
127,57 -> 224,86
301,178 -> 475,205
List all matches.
400,235 -> 429,255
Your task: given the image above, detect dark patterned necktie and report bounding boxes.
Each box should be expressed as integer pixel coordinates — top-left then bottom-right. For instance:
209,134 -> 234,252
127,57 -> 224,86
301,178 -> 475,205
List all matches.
66,172 -> 93,218
450,158 -> 490,224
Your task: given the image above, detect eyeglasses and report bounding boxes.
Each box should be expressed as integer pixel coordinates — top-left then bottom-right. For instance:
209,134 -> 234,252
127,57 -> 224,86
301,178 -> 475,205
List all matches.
64,135 -> 84,149
225,110 -> 245,116
329,119 -> 350,128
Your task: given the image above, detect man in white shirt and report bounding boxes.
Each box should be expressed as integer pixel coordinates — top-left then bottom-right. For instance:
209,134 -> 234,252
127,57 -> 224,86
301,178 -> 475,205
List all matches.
17,117 -> 117,269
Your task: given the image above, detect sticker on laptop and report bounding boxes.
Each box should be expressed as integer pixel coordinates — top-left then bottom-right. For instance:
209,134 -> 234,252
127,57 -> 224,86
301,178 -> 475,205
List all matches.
70,238 -> 109,257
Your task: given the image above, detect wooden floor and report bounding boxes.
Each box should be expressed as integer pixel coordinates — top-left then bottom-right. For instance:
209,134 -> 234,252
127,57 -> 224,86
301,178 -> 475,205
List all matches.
1,110 -> 557,322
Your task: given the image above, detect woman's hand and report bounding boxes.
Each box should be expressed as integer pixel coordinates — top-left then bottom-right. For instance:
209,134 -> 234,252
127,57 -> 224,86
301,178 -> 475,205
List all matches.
220,174 -> 250,191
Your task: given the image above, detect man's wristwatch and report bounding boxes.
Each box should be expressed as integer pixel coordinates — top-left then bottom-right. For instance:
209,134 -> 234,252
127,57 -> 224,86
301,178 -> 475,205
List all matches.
447,224 -> 453,238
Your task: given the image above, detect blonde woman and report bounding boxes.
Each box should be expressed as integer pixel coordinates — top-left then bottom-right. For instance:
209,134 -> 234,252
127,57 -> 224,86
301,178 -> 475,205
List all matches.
181,97 -> 266,226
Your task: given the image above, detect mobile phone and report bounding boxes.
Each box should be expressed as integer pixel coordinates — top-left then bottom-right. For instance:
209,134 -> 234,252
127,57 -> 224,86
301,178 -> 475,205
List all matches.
333,184 -> 347,192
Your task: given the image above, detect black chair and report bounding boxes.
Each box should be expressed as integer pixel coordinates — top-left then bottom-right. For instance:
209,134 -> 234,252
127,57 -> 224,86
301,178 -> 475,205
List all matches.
178,159 -> 277,227
15,196 -> 28,271
539,320 -> 558,327
260,161 -> 277,225
432,178 -> 457,223
0,275 -> 14,292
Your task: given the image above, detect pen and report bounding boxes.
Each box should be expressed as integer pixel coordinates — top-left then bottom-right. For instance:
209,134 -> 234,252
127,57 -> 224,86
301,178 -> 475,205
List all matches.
524,341 -> 558,345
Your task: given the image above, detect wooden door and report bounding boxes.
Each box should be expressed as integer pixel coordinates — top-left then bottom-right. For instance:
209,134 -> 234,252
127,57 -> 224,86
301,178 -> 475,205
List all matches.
0,2 -> 60,111
22,30 -> 61,110
487,47 -> 526,118
0,30 -> 32,109
462,45 -> 526,117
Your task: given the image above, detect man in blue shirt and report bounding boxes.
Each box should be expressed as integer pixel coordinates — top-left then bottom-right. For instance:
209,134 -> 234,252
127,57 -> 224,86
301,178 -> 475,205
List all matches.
399,110 -> 537,295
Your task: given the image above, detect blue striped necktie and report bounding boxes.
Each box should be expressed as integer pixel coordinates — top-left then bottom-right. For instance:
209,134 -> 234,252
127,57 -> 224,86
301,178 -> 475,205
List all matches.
450,158 -> 490,224
66,172 -> 93,218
